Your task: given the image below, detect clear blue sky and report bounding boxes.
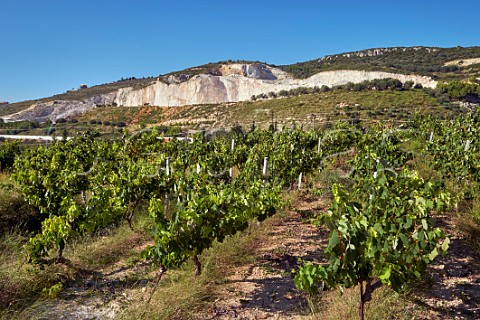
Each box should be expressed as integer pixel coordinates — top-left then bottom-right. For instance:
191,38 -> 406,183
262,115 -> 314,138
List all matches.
1,0 -> 479,103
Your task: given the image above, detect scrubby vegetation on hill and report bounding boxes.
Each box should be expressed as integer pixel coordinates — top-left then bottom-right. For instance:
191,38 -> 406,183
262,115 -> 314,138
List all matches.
280,46 -> 480,80
437,80 -> 480,101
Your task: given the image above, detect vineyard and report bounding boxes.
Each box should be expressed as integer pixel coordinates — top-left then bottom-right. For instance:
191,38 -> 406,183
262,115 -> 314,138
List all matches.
1,113 -> 480,319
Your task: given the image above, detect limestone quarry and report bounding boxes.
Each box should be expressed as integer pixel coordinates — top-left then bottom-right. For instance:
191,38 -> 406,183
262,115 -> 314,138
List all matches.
2,64 -> 437,123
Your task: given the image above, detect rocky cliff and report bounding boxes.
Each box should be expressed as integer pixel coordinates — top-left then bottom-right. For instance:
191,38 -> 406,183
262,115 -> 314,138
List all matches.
2,63 -> 437,123
114,66 -> 436,107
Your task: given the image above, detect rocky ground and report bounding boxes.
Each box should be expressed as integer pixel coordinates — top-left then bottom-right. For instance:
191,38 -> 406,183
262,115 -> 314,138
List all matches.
414,214 -> 480,319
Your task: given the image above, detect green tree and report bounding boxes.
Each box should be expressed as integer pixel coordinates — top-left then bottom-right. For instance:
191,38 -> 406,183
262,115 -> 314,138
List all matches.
403,80 -> 415,90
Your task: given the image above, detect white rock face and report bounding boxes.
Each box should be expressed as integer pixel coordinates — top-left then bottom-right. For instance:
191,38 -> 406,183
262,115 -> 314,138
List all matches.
305,70 -> 436,88
114,65 -> 437,107
3,64 -> 437,122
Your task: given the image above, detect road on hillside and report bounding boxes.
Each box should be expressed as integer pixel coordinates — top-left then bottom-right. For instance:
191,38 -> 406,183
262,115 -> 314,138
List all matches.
0,134 -> 70,141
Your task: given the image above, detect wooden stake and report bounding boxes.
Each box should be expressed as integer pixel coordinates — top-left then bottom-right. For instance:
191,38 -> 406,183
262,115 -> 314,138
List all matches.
262,156 -> 269,187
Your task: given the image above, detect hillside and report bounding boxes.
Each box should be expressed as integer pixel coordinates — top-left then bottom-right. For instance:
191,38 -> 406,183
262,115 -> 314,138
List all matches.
75,89 -> 448,131
1,46 -> 480,124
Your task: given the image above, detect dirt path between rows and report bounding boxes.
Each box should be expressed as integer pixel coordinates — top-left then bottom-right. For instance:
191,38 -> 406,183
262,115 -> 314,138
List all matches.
196,194 -> 329,320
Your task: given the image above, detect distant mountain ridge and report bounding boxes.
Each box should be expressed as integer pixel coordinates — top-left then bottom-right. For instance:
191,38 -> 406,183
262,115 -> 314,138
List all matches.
1,46 -> 479,123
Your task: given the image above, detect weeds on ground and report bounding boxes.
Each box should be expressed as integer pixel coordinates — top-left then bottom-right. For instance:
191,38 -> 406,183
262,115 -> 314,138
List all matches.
0,231 -> 75,319
118,222 -> 262,319
309,285 -> 424,320
0,204 -> 153,319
